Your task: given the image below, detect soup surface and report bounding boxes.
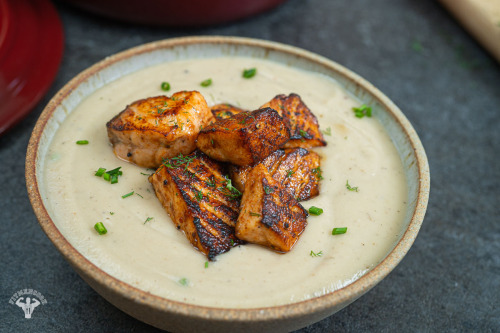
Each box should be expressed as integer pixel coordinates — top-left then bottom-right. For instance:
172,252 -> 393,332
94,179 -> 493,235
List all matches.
42,57 -> 408,308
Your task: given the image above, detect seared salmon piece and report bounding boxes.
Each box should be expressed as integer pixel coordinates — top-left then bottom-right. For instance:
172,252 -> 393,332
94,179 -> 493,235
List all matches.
229,148 -> 321,201
236,164 -> 308,252
196,108 -> 290,166
107,91 -> 215,168
261,93 -> 326,148
149,150 -> 242,260
211,104 -> 246,120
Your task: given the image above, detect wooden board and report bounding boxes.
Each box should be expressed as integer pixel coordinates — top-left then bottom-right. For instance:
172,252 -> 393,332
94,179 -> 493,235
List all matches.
439,0 -> 500,62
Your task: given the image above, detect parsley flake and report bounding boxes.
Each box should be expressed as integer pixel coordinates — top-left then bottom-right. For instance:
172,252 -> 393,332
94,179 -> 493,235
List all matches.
352,104 -> 372,118
242,68 -> 257,78
310,250 -> 323,257
346,180 -> 359,192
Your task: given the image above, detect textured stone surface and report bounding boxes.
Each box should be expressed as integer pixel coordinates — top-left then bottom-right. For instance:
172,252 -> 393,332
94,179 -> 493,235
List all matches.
1,0 -> 499,331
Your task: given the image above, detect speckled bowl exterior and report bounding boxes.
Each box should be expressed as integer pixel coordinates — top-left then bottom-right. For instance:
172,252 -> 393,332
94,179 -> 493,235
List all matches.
26,36 -> 430,333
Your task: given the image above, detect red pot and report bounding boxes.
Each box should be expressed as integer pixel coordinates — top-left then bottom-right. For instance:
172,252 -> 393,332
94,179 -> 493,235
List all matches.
62,0 -> 289,26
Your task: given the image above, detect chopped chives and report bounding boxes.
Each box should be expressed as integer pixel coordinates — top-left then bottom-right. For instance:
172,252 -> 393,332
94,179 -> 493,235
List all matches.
242,68 -> 257,78
94,222 -> 107,235
95,166 -> 123,184
144,217 -> 153,224
263,186 -> 274,194
76,140 -> 89,145
204,261 -> 209,269
200,78 -> 212,87
249,212 -> 261,217
352,104 -> 372,118
308,206 -> 323,216
310,250 -> 323,257
122,191 -> 134,199
161,81 -> 171,91
322,127 -> 332,136
178,278 -> 189,286
106,167 -> 122,175
346,180 -> 359,192
332,227 -> 348,235
95,168 -> 106,177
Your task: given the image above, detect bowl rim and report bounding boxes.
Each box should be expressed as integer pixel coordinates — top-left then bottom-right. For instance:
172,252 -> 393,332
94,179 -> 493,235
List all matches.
26,35 -> 430,323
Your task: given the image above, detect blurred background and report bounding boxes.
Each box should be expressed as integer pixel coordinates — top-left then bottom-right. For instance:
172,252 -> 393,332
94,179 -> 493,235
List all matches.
1,0 -> 498,331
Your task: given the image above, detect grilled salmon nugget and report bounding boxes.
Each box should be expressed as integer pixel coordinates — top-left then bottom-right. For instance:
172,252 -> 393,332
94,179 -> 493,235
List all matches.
149,150 -> 242,261
229,148 -> 322,201
236,164 -> 308,252
107,91 -> 215,168
261,93 -> 326,148
196,107 -> 290,166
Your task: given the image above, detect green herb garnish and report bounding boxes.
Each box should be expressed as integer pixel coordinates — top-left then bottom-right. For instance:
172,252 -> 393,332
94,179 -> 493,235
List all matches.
195,191 -> 203,202
161,81 -> 171,91
144,217 -> 153,224
205,261 -> 209,268
76,140 -> 89,145
312,167 -> 323,180
322,127 -> 331,136
263,186 -> 274,194
412,40 -> 423,52
286,169 -> 294,178
178,278 -> 189,286
332,227 -> 348,235
249,212 -> 261,217
352,104 -> 372,118
242,68 -> 257,78
95,166 -> 122,184
299,129 -> 309,138
308,206 -> 323,216
310,250 -> 323,257
94,222 -> 107,235
346,180 -> 359,192
242,67 -> 257,79
95,167 -> 106,177
200,78 -> 212,87
163,153 -> 196,171
122,191 -> 134,199
221,176 -> 242,198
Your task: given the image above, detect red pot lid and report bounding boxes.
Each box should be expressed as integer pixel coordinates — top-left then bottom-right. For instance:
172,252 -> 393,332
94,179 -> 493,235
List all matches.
0,0 -> 64,135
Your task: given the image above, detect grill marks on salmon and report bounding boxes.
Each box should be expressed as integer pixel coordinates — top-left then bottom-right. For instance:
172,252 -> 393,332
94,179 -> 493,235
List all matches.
106,91 -> 215,168
229,148 -> 321,201
196,108 -> 290,166
236,164 -> 308,252
261,93 -> 326,149
149,150 -> 242,260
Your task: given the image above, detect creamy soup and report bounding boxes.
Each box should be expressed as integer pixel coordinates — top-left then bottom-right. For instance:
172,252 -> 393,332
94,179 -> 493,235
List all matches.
42,57 -> 408,308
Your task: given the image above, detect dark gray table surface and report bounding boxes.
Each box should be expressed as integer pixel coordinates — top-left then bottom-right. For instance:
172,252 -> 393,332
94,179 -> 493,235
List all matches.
1,0 -> 499,332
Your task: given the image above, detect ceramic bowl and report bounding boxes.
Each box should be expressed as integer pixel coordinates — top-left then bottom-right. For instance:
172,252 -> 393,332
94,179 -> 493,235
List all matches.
26,36 -> 430,332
